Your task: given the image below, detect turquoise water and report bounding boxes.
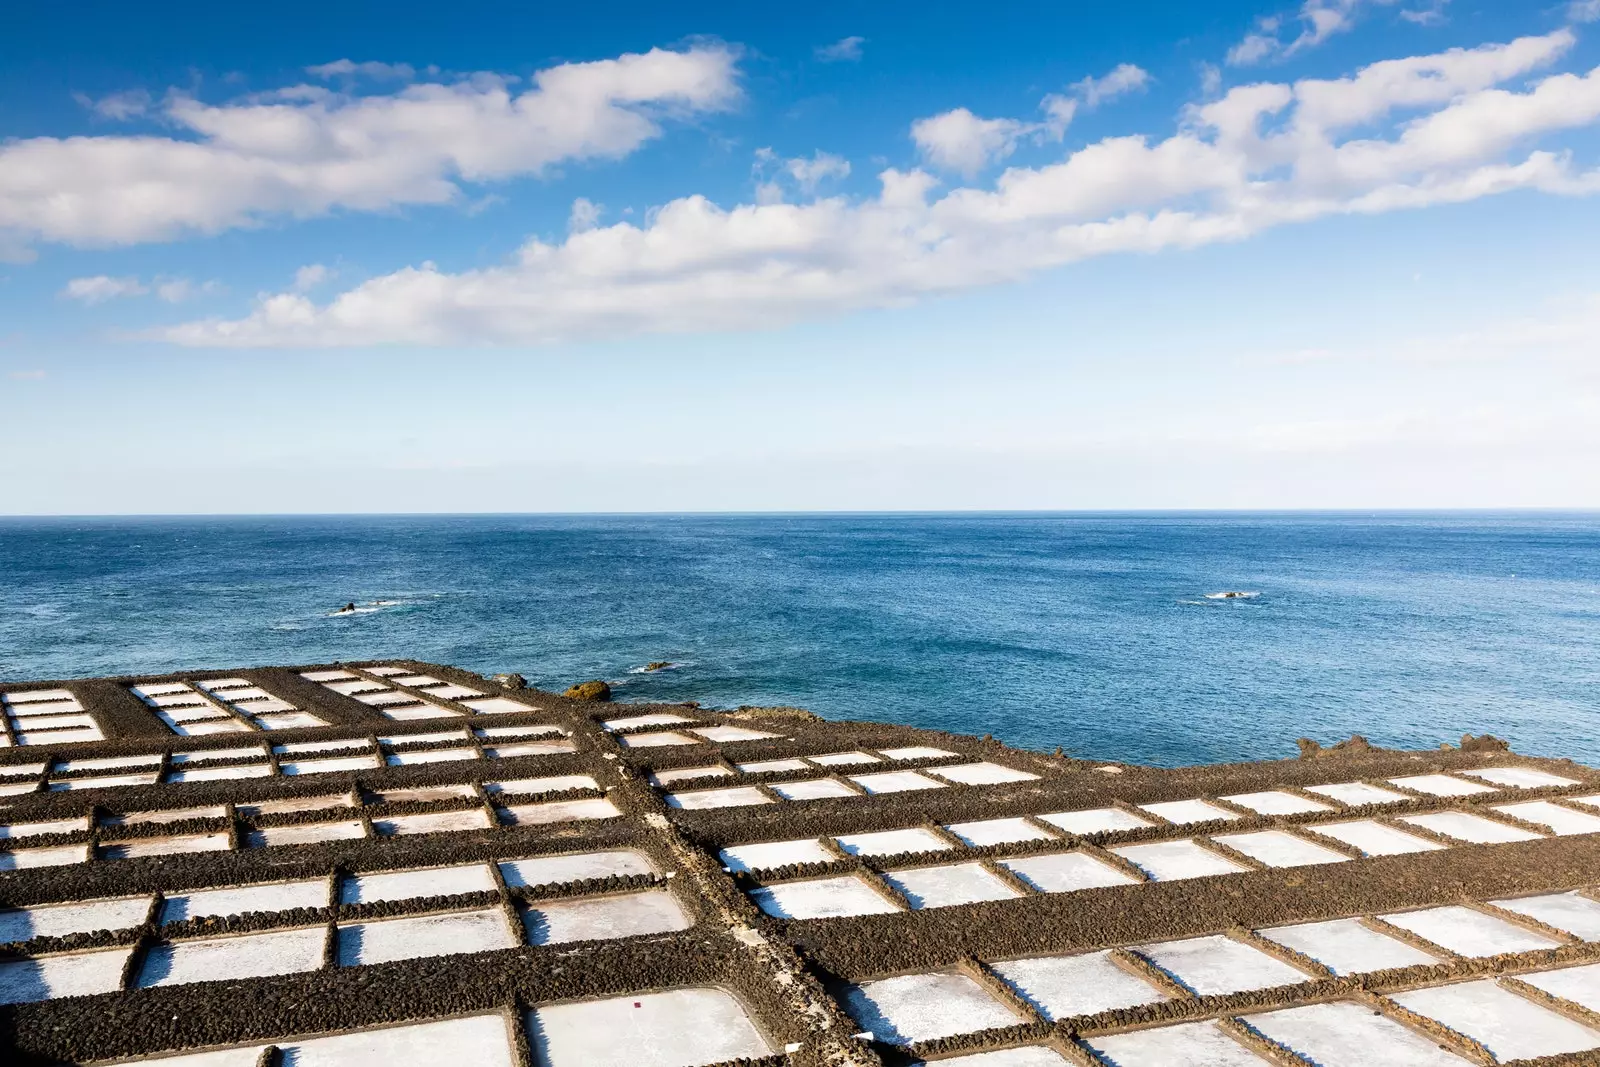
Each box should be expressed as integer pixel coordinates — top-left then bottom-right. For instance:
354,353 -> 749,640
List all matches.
1,513 -> 1596,766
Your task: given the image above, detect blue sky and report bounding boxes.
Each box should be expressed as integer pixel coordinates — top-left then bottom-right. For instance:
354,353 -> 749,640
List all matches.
2,0 -> 1598,513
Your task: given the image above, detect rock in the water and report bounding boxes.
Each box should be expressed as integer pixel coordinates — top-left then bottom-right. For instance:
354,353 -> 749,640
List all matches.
564,679 -> 611,702
494,673 -> 527,691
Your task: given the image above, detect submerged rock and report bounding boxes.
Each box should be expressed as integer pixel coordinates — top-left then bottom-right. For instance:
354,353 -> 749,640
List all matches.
494,673 -> 527,691
564,679 -> 611,702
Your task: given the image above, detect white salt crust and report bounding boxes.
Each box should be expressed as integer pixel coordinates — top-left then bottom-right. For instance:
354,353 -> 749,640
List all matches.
1037,807 -> 1153,834
944,817 -> 1056,848
691,725 -> 781,743
1245,1000 -> 1473,1067
1304,780 -> 1409,806
133,1011 -> 518,1067
274,739 -> 368,755
103,832 -> 230,860
162,880 -> 329,922
372,809 -> 492,836
1210,829 -> 1351,868
1492,892 -> 1600,940
1308,819 -> 1444,856
427,684 -> 483,700
884,862 -> 1022,909
475,724 -> 564,739
926,762 -> 1040,785
1223,790 -> 1333,816
1089,1021 -> 1271,1066
1522,962 -> 1600,1014
845,972 -> 1023,1044
847,770 -> 947,795
3,689 -> 77,703
498,849 -> 656,888
990,950 -> 1167,1020
649,765 -> 732,786
528,986 -> 773,1067
771,777 -> 859,801
299,670 -> 356,682
1258,917 -> 1439,974
1493,800 -> 1600,835
523,889 -> 690,945
0,896 -> 150,942
50,771 -> 159,791
878,746 -> 957,760
1388,774 -> 1496,797
384,747 -> 476,766
720,838 -> 833,873
1398,810 -> 1542,844
57,754 -> 162,772
738,758 -> 810,773
381,704 -> 459,721
1380,905 -> 1561,956
19,727 -> 105,744
750,875 -> 902,920
368,784 -> 477,804
460,696 -> 537,714
337,908 -> 516,966
1137,935 -> 1311,995
1111,839 -> 1246,881
341,864 -> 496,905
0,946 -> 133,1004
167,763 -> 271,784
1000,852 -> 1140,893
834,827 -> 953,857
604,713 -> 695,731
139,927 -> 327,987
487,774 -> 598,795
0,843 -> 90,870
666,786 -> 772,810
620,731 -> 701,748
1461,765 -> 1580,789
0,815 -> 88,838
498,798 -> 623,825
236,794 -> 353,817
1139,799 -> 1241,825
809,751 -> 881,766
393,674 -> 443,687
1394,979 -> 1600,1060
279,754 -> 382,776
248,821 -> 365,848
170,746 -> 266,764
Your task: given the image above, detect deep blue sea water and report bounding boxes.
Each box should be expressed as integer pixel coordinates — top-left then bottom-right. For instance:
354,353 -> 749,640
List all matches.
1,513 -> 1597,767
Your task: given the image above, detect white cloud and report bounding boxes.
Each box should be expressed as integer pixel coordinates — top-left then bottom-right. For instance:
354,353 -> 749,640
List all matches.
785,151 -> 851,193
911,109 -> 1029,176
79,89 -> 152,120
62,275 -> 147,303
154,278 -> 222,302
1571,0 -> 1600,22
568,197 -> 603,231
0,45 -> 740,253
294,264 -> 332,291
1073,64 -> 1151,108
306,59 -> 417,80
1199,62 -> 1224,97
158,32 -> 1600,349
815,36 -> 865,63
1228,1 -> 1449,67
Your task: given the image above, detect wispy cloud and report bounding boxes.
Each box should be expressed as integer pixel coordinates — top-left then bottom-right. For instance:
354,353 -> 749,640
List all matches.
75,88 -> 152,120
1571,0 -> 1600,23
1073,64 -> 1151,108
1228,1 -> 1452,67
62,275 -> 147,303
306,59 -> 419,80
815,36 -> 865,63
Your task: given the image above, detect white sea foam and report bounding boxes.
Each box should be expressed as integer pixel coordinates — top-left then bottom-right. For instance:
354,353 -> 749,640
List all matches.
1203,591 -> 1260,600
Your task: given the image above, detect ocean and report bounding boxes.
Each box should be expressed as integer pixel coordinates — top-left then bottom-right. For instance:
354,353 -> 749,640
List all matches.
1,513 -> 1596,767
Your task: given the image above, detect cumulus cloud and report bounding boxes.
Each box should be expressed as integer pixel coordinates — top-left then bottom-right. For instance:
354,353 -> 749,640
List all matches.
1073,64 -> 1151,108
0,45 -> 739,253
815,36 -> 865,63
785,151 -> 851,193
911,91 -> 1076,177
568,197 -> 603,231
157,32 -> 1600,348
306,59 -> 418,79
1229,1 -> 1449,66
62,275 -> 147,303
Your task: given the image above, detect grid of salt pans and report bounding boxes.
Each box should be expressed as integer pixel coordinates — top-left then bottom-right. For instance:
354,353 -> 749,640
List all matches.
0,848 -> 693,1009
841,890 -> 1600,1063
737,768 -> 1591,919
301,667 -> 531,720
601,709 -> 789,749
131,680 -> 326,735
661,750 -> 1039,809
0,689 -> 104,747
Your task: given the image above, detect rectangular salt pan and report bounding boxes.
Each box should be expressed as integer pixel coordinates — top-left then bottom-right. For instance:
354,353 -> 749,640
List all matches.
604,712 -> 695,731
1246,1001 -> 1473,1067
4,689 -> 77,703
1461,765 -> 1579,789
883,862 -> 1021,909
848,770 -> 946,795
162,880 -> 329,922
524,889 -> 690,945
1111,839 -> 1245,881
460,696 -> 538,714
372,809 -> 492,835
1398,810 -> 1542,844
279,754 -> 381,775
1522,962 -> 1600,1014
485,742 -> 571,760
0,814 -> 88,838
102,832 -> 230,859
341,864 -> 496,904
337,908 -> 515,966
1089,1021 -> 1270,1066
499,849 -> 656,888
691,725 -> 780,743
1038,807 -> 1153,835
721,838 -> 833,873
1223,790 -> 1333,816
1001,852 -> 1139,893
649,766 -> 734,787
139,927 -> 326,987
50,770 -> 160,791
944,817 -> 1056,847
1137,934 -> 1310,995
0,946 -> 133,1004
1389,773 -> 1495,797
19,727 -> 104,744
751,875 -> 901,919
1304,780 -> 1409,806
1308,819 -> 1443,856
368,783 -> 477,804
927,761 -> 1039,785
237,794 -> 353,817
144,1012 -> 518,1067
487,774 -> 596,795
1394,979 -> 1600,1060
499,798 -> 622,825
1140,798 -> 1240,825
1258,917 -> 1439,974
991,950 -> 1167,1020
528,987 -> 774,1067
770,777 -> 859,801
168,762 -> 271,783
1211,830 -> 1350,868
844,972 -> 1022,1044
878,746 -> 956,760
1494,800 -> 1600,836
1492,892 -> 1600,940
0,843 -> 89,869
0,896 -> 151,942
620,731 -> 700,748
738,758 -> 809,773
835,827 -> 953,857
1380,905 -> 1561,956
810,751 -> 880,766
249,820 -> 365,848
385,747 -> 476,766
666,786 -> 772,809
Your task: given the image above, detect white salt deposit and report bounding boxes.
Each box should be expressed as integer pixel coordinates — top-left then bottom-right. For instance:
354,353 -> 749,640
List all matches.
385,747 -> 476,765
498,798 -> 623,825
1246,1000 -> 1472,1067
1393,979 -> 1600,1060
392,674 -> 443,687
325,680 -> 387,696
1492,891 -> 1600,939
1258,917 -> 1439,974
103,832 -> 230,860
847,771 -> 947,795
1522,962 -> 1600,1014
1307,819 -> 1444,856
883,862 -> 1022,909
738,758 -> 810,773
427,685 -> 482,700
248,820 -> 365,848
770,777 -> 859,801
486,774 -> 597,795
720,838 -> 832,873
1210,830 -> 1351,868
170,746 -> 266,764
1389,774 -> 1496,797
380,704 -> 457,721
834,827 -> 953,857
341,864 -> 496,904
1380,905 -> 1561,956
1223,790 -> 1334,816
0,843 -> 89,869
944,817 -> 1056,847
1304,781 -> 1409,806
620,731 -> 701,748
50,770 -> 160,791
524,889 -> 690,944
171,720 -> 252,736
371,809 -> 491,836
1000,852 -> 1141,892
666,786 -> 772,810
810,751 -> 881,766
649,765 -> 733,786
1139,799 -> 1241,825
359,666 -> 408,676
750,875 -> 902,919
368,784 -> 477,804
4,688 -> 78,703
604,713 -> 695,731
878,746 -> 957,761
926,761 -> 1040,785
273,739 -> 369,755
1089,1021 -> 1271,1066
1493,800 -> 1600,835
105,805 -> 226,827
990,950 -> 1167,1020
139,927 -> 326,987
236,794 -> 353,817
0,815 -> 87,838
1111,839 -> 1248,881
57,754 -> 162,772
460,696 -> 537,714
20,727 -> 104,744
846,972 -> 1022,1044
167,763 -> 271,783
1036,807 -> 1154,834
691,726 -> 781,743
0,946 -> 133,1004
498,849 -> 655,888
1138,935 -> 1311,994
337,908 -> 515,966
528,986 -> 773,1067
279,754 -> 381,775
1398,810 -> 1542,844
255,712 -> 325,729
300,670 -> 356,682
1461,766 -> 1580,789
162,880 -> 329,922
475,724 -> 564,739
0,896 -> 150,942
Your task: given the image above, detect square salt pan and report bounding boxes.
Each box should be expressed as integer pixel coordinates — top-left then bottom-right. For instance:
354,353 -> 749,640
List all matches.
392,674 -> 443,687
1089,1021 -> 1270,1066
140,926 -> 326,987
604,712 -> 694,731
487,774 -> 597,796
0,946 -> 133,1004
751,875 -> 901,919
1111,839 -> 1244,881
1211,830 -> 1350,868
845,972 -> 1022,1044
878,746 -> 956,761
945,817 -> 1056,848
460,696 -> 537,714
737,758 -> 809,774
1381,905 -> 1561,956
991,950 -> 1166,1021
499,849 -> 656,888
524,889 -> 690,945
720,838 -> 832,873
338,908 -> 515,966
927,761 -> 1039,786
249,820 -> 365,848
162,880 -> 329,922
1494,800 -> 1600,836
1259,918 -> 1439,975
1304,780 -> 1409,806
1223,790 -> 1333,816
1001,852 -> 1138,893
649,765 -> 733,786
1308,819 -> 1443,856
426,684 -> 483,700
1394,979 -> 1600,1061
835,827 -> 953,857
1522,962 -> 1600,1015
254,712 -> 324,730
1462,765 -> 1580,789
1389,774 -> 1496,797
1493,892 -> 1600,940
1139,799 -> 1240,825
0,896 -> 151,943
691,725 -> 780,743
770,777 -> 858,801
372,809 -> 492,836
1138,935 -> 1311,995
379,703 -> 458,720
848,770 -> 946,795
341,863 -> 496,904
1398,810 -> 1542,844
883,861 -> 1021,909
1246,1001 -> 1473,1067
620,731 -> 700,748
499,797 -> 622,825
528,987 -> 773,1067
1037,807 -> 1153,835
666,786 -> 772,810
810,751 -> 880,766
